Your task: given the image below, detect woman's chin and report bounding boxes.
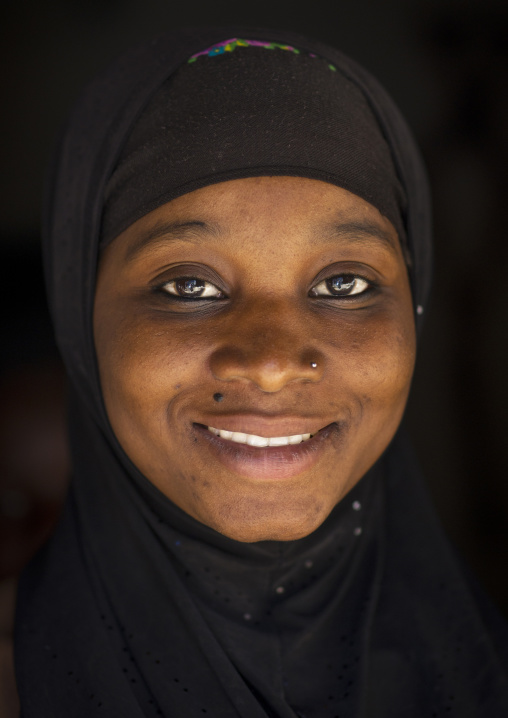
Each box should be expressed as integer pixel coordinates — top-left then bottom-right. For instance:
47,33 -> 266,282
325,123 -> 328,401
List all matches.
189,489 -> 339,543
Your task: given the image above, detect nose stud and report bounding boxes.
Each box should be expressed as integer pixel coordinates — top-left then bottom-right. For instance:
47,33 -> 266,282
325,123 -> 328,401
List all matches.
213,392 -> 224,402
310,362 -> 318,369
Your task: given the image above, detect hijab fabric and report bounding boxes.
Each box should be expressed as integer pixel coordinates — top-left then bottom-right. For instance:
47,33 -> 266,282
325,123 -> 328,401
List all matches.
14,27 -> 508,718
100,39 -> 406,246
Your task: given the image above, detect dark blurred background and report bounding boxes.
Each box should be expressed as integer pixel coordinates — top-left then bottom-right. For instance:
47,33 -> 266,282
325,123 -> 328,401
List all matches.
1,0 -> 507,612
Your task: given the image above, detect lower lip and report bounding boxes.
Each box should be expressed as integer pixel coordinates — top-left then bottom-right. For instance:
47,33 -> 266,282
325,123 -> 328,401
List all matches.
193,423 -> 338,480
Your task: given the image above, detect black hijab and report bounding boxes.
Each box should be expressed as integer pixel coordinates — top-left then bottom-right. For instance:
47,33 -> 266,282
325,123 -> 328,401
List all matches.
14,27 -> 508,718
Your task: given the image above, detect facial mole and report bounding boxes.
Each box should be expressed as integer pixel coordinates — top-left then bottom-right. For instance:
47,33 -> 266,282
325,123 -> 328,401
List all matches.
213,393 -> 224,403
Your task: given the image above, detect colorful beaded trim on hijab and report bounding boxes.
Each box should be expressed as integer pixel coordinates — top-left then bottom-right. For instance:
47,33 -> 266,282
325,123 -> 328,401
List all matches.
188,37 -> 338,71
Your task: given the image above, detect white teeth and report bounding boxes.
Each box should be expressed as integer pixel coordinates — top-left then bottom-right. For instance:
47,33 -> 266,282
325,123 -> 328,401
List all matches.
247,434 -> 269,447
268,436 -> 292,447
207,426 -> 313,447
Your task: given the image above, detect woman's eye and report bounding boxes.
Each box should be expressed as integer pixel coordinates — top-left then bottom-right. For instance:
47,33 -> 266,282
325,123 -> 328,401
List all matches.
310,274 -> 370,298
161,277 -> 225,299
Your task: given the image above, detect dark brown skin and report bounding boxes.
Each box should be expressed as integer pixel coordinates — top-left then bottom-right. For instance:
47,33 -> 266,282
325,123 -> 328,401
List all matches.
94,177 -> 416,542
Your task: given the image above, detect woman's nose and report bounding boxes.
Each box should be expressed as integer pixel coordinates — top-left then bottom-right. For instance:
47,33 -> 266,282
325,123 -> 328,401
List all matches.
209,321 -> 325,393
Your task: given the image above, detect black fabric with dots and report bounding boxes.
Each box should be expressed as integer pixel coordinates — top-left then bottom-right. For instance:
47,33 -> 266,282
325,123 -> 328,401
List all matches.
14,26 -> 508,718
140,454 -> 376,718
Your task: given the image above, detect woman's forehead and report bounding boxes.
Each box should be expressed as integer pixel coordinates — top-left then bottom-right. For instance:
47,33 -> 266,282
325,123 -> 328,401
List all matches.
100,177 -> 404,276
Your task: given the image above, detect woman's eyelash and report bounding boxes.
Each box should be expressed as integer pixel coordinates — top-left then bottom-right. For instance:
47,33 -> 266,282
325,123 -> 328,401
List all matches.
309,274 -> 372,298
160,277 -> 225,300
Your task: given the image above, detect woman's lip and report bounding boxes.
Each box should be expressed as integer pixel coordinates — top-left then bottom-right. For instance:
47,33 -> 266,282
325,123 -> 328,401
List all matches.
193,422 -> 338,481
193,414 -> 334,438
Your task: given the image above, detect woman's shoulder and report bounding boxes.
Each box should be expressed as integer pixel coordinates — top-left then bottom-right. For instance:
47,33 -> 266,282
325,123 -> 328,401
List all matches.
0,577 -> 20,717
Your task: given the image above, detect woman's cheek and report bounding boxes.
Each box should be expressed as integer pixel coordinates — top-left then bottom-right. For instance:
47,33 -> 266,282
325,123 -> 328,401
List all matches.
105,316 -> 207,422
326,307 -> 415,393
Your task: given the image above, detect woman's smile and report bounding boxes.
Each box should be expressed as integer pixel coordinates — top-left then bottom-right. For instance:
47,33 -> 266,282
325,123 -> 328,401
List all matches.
94,175 -> 416,542
194,420 -> 339,480
205,426 -> 314,447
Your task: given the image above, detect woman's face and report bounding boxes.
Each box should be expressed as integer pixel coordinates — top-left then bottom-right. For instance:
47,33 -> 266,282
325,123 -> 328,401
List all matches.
94,177 -> 415,542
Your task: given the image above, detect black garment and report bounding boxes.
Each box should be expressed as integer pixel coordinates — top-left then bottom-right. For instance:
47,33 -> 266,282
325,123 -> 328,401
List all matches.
100,42 -> 407,246
14,27 -> 508,717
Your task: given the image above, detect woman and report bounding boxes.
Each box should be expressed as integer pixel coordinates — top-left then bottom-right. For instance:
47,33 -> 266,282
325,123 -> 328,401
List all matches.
12,27 -> 508,717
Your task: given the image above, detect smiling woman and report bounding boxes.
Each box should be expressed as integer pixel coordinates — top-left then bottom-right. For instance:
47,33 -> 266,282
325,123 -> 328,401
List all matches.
94,178 -> 414,542
13,27 -> 508,718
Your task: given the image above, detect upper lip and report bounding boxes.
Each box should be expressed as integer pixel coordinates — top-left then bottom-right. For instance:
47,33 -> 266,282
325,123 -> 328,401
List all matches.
195,414 -> 336,437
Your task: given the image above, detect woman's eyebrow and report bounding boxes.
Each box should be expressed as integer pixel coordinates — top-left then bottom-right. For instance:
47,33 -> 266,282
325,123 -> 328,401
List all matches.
324,220 -> 399,251
125,217 -> 398,261
125,219 -> 221,260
